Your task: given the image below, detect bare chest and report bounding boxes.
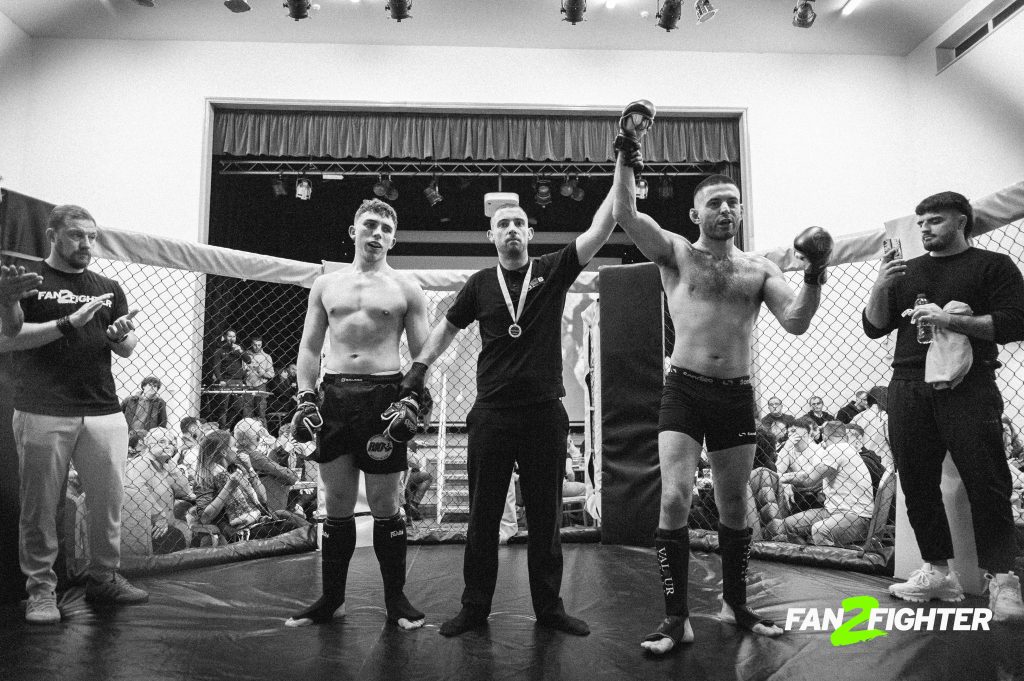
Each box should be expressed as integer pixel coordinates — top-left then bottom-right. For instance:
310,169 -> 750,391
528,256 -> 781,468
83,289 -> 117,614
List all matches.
322,275 -> 407,322
681,250 -> 764,305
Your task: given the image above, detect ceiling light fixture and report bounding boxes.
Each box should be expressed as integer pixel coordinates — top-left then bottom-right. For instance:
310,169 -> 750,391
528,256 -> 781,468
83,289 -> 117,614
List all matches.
792,0 -> 816,28
636,177 -> 649,200
562,0 -> 587,24
224,0 -> 251,12
841,0 -> 862,16
656,0 -> 682,31
535,178 -> 553,207
271,175 -> 287,198
657,176 -> 674,200
423,176 -> 443,206
284,0 -> 311,20
296,176 -> 313,201
559,175 -> 578,197
386,0 -> 412,21
694,0 -> 717,24
572,182 -> 585,202
373,173 -> 389,197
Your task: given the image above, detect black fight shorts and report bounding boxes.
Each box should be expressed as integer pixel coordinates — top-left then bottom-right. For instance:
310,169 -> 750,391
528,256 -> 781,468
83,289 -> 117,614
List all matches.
659,365 -> 757,452
317,373 -> 408,474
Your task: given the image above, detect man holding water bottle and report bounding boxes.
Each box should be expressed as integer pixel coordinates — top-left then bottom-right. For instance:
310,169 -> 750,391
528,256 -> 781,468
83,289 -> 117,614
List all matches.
863,191 -> 1024,620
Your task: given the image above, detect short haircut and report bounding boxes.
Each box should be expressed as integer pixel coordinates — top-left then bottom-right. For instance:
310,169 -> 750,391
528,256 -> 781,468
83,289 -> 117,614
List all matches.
821,420 -> 847,440
809,395 -> 824,404
915,191 -> 973,238
250,336 -> 262,345
791,416 -> 816,433
47,205 -> 96,232
490,203 -> 527,227
761,414 -> 795,430
180,416 -> 200,434
128,429 -> 146,450
355,198 -> 398,230
855,390 -> 868,399
693,174 -> 739,203
141,376 -> 161,390
233,418 -> 266,449
846,423 -> 865,437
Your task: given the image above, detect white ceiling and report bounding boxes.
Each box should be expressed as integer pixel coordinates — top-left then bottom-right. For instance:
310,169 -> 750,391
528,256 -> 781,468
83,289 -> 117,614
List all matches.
0,0 -> 974,56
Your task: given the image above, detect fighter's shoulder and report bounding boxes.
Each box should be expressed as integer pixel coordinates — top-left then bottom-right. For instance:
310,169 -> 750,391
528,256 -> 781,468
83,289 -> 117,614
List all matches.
386,268 -> 426,298
742,251 -> 783,276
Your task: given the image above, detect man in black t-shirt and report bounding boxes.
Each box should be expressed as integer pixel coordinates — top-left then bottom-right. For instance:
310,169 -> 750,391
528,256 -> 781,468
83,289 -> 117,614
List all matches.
0,205 -> 148,624
406,190 -> 617,637
864,191 -> 1024,620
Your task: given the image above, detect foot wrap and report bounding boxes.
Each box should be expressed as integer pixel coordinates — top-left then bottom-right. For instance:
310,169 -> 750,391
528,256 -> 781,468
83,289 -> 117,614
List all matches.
286,516 -> 355,626
643,615 -> 689,644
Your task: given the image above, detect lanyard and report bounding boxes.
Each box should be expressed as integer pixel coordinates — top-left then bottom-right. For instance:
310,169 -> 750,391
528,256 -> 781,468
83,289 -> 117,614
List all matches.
496,260 -> 533,339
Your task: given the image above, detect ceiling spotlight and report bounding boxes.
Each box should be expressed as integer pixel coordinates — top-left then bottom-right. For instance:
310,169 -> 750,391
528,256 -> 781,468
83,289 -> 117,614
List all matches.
386,181 -> 399,202
224,0 -> 251,12
296,177 -> 313,201
793,0 -> 816,28
636,177 -> 649,200
386,0 -> 411,21
562,0 -> 587,24
694,0 -> 717,24
657,176 -> 674,200
271,175 -> 287,198
424,177 -> 443,206
572,184 -> 585,202
656,0 -> 682,31
535,179 -> 552,208
559,175 -> 578,198
373,174 -> 390,197
284,0 -> 311,20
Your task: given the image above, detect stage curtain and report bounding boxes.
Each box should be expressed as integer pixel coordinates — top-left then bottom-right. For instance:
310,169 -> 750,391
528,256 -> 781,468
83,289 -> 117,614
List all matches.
213,109 -> 740,163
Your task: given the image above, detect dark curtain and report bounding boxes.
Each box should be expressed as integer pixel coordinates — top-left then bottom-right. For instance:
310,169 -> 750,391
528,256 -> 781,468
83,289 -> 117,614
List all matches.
214,110 -> 740,164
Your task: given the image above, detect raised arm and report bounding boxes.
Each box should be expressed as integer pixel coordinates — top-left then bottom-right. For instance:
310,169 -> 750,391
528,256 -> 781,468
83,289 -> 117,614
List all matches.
864,246 -> 905,331
574,191 -> 616,266
762,260 -> 821,336
296,277 -> 328,394
610,152 -> 677,266
0,265 -> 42,338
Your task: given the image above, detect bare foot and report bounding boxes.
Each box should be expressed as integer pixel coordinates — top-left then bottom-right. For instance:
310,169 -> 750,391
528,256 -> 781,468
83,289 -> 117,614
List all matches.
640,616 -> 694,655
394,616 -> 425,630
285,601 -> 346,627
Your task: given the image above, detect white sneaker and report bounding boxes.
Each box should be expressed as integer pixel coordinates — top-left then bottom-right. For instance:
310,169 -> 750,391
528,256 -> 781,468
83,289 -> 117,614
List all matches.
987,572 -> 1024,622
889,563 -> 965,603
25,591 -> 61,625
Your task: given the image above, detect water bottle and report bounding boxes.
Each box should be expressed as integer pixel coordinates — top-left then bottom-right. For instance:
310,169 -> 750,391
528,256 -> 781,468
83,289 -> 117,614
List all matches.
915,293 -> 935,344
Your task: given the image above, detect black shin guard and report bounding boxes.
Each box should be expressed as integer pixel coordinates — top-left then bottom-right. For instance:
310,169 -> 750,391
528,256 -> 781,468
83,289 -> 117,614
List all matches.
287,516 -> 355,624
718,523 -> 774,630
655,527 -> 690,619
373,514 -> 424,623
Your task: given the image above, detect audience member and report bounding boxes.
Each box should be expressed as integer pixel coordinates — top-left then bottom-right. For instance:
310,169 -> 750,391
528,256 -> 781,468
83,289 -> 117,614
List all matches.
775,417 -> 826,513
836,390 -> 869,424
764,396 -> 791,420
193,430 -> 269,540
754,416 -> 791,471
128,429 -> 147,458
121,376 -> 168,431
123,427 -> 194,554
245,336 -> 275,424
268,363 -> 298,415
850,385 -> 892,471
779,421 -> 874,547
846,423 -> 884,495
404,441 -> 433,522
1003,415 -> 1024,469
233,418 -> 299,510
802,395 -> 834,427
563,436 -> 586,498
211,329 -> 252,428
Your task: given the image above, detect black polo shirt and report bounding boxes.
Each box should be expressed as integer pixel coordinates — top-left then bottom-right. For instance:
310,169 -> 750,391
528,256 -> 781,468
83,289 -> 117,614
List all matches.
14,262 -> 128,416
447,243 -> 584,408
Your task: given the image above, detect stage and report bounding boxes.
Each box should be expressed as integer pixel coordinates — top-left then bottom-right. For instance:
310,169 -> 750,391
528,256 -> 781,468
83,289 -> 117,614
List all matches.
2,543 -> 1023,681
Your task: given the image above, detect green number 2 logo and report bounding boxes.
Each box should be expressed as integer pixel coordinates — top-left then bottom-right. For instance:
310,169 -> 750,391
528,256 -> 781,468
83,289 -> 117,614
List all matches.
831,595 -> 888,647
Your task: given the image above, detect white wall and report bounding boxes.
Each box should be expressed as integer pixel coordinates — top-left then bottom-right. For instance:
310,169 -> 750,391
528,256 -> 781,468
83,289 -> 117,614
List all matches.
11,39 -> 916,250
0,11 -> 30,189
904,2 -> 1024,202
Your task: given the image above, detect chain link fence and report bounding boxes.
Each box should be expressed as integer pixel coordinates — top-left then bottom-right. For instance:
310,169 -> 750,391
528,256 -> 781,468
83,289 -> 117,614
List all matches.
671,222 -> 1024,565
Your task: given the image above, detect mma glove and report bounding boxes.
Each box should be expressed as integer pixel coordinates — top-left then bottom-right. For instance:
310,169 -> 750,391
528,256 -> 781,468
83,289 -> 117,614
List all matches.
382,396 -> 421,443
793,225 -> 834,286
291,390 -> 323,444
613,99 -> 656,171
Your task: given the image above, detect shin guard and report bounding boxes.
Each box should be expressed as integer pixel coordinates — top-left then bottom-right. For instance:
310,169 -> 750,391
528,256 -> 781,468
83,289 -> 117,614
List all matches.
655,527 -> 690,619
373,514 -> 424,623
286,516 -> 355,625
718,523 -> 752,608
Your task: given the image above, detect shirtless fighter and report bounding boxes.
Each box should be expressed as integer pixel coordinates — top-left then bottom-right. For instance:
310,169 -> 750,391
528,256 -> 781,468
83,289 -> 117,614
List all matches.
610,106 -> 833,653
285,199 -> 429,629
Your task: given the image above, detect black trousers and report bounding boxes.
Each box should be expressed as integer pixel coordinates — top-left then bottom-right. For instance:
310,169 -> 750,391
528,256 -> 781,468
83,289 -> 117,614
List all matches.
462,400 -> 568,617
889,369 -> 1016,572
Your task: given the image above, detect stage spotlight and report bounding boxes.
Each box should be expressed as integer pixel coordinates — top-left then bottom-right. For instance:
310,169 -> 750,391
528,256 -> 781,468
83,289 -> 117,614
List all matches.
657,176 -> 674,200
656,0 -> 682,31
694,0 -> 717,24
636,177 -> 649,200
535,179 -> 552,207
296,177 -> 313,201
224,0 -> 251,12
423,177 -> 443,206
559,175 -> 577,198
386,180 -> 399,202
271,175 -> 287,198
373,174 -> 389,197
562,0 -> 587,24
792,0 -> 816,28
386,0 -> 411,21
284,0 -> 311,20
572,184 -> 585,202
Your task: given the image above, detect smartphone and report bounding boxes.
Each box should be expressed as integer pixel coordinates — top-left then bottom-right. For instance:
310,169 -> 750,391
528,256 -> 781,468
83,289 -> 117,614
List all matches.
883,237 -> 903,261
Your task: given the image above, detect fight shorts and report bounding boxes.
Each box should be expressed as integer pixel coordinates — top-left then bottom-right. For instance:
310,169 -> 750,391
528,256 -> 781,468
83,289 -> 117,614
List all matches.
317,372 -> 408,474
659,365 -> 757,452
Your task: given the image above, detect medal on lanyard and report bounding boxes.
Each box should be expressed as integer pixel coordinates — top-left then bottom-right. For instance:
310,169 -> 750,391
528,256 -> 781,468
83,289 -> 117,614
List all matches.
497,260 -> 532,339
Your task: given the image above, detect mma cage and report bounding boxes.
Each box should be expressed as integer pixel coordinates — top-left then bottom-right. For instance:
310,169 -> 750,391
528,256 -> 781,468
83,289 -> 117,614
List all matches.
4,184 -> 1024,581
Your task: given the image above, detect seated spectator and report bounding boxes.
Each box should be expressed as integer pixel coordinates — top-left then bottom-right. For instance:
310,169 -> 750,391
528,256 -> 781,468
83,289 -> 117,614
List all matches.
851,385 -> 892,471
121,376 -> 168,431
128,429 -> 147,458
779,421 -> 874,547
563,435 -> 586,498
123,427 -> 194,554
404,440 -> 433,522
1003,415 -> 1024,469
193,430 -> 270,540
846,423 -> 883,496
754,416 -> 789,472
178,416 -> 202,483
233,418 -> 299,490
763,396 -> 793,422
775,417 -> 826,513
802,395 -> 834,427
273,422 -> 319,520
836,390 -> 869,424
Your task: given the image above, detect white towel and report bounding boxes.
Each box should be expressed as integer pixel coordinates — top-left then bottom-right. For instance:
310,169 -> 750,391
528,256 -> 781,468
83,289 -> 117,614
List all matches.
925,301 -> 973,390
